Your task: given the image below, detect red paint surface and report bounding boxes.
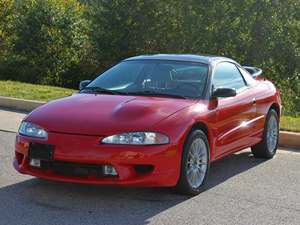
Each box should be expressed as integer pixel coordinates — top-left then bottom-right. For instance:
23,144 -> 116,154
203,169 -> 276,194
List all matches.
14,79 -> 281,187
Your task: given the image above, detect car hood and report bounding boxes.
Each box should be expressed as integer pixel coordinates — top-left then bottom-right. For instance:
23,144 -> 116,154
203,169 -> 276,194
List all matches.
26,94 -> 196,136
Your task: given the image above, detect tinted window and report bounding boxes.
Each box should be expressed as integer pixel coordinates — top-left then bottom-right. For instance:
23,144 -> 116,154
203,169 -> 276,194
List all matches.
213,62 -> 247,91
89,62 -> 144,89
238,67 -> 257,86
86,60 -> 209,99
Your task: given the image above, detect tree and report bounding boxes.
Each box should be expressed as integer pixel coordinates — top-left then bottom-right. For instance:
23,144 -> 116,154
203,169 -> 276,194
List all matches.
0,0 -> 299,114
11,0 -> 92,86
88,0 -> 184,70
0,0 -> 15,75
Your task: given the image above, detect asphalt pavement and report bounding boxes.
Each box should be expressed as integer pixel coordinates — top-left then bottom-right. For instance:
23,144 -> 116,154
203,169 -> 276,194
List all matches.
0,109 -> 299,225
0,108 -> 26,132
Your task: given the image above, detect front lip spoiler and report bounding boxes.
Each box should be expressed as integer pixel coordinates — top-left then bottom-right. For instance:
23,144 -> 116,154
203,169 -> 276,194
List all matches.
13,155 -> 178,187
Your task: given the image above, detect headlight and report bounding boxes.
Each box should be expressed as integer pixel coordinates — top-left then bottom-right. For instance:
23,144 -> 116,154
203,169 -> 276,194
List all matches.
101,132 -> 169,145
18,122 -> 48,139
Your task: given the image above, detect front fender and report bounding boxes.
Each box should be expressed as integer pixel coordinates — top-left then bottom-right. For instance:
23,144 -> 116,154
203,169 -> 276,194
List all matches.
151,103 -> 215,160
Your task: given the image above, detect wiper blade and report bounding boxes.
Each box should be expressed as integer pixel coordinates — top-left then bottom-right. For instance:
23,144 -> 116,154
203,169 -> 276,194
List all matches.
81,86 -> 123,95
128,90 -> 188,99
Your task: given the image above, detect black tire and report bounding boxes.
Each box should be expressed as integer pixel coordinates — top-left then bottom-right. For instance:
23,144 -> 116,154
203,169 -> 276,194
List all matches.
175,130 -> 210,195
251,109 -> 279,159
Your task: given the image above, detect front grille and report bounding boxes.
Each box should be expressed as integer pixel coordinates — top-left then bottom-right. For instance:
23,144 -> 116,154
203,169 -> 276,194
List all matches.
40,160 -> 105,177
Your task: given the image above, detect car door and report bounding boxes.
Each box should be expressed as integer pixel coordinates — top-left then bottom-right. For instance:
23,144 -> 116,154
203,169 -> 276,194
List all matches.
211,62 -> 258,157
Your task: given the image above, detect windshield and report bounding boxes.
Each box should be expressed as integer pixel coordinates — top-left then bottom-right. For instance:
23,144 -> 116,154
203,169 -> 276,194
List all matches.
84,60 -> 209,99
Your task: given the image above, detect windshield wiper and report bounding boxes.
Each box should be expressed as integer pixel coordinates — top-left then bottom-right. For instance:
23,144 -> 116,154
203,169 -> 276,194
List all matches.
128,90 -> 188,99
80,86 -> 124,95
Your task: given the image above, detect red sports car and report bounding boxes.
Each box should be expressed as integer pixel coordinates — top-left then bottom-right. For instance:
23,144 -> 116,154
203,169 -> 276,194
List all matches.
14,54 -> 281,195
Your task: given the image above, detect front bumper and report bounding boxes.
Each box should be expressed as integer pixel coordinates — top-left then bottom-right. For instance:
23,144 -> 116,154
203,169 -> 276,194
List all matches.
14,132 -> 181,187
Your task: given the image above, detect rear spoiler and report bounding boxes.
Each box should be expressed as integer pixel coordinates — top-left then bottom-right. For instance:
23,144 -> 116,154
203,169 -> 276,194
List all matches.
243,66 -> 263,78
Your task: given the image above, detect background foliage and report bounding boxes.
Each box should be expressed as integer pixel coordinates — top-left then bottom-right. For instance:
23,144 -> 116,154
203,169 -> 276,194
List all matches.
0,0 -> 299,115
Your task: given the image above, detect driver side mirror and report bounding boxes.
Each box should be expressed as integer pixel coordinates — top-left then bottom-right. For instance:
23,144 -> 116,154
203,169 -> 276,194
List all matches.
79,80 -> 91,90
212,88 -> 237,98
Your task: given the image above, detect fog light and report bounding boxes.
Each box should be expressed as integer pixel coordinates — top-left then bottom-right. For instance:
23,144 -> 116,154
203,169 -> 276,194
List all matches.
103,165 -> 117,176
30,158 -> 41,168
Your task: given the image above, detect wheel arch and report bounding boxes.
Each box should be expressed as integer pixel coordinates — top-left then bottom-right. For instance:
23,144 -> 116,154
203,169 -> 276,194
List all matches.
269,102 -> 281,118
186,121 -> 213,160
190,122 -> 209,137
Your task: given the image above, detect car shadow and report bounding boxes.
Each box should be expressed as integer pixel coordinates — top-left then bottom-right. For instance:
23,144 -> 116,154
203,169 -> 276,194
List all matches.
0,150 -> 267,225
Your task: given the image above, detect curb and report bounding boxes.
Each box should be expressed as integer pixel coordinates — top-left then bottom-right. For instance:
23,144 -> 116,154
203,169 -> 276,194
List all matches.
0,95 -> 299,150
0,96 -> 45,112
279,131 -> 300,149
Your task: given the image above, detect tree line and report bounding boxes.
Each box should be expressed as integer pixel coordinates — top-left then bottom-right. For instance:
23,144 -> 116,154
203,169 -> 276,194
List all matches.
0,0 -> 299,115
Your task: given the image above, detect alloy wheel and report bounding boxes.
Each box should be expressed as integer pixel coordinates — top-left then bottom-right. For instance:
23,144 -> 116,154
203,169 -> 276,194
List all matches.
266,114 -> 278,153
186,138 -> 208,189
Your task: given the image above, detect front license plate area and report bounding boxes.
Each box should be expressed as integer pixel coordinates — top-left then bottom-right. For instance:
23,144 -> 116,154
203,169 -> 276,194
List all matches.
29,143 -> 54,161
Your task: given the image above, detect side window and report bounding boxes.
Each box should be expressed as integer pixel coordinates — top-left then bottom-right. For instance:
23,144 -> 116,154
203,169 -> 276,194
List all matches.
238,66 -> 257,86
213,62 -> 247,91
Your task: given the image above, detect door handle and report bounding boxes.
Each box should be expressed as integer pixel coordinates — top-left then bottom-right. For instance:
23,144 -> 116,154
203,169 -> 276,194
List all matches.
252,98 -> 256,104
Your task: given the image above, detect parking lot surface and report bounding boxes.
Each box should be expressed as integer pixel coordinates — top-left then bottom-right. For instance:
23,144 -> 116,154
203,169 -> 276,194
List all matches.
1,128 -> 299,225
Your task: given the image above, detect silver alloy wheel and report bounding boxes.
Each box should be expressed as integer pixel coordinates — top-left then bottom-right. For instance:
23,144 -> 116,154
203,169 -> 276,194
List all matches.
266,114 -> 278,153
186,138 -> 208,188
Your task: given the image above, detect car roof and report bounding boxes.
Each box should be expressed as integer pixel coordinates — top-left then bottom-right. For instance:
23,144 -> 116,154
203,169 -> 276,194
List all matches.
123,54 -> 238,65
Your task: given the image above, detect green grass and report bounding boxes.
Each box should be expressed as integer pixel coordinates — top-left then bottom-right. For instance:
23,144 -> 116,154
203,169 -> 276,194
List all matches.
0,80 -> 76,102
280,116 -> 300,133
0,80 -> 299,132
